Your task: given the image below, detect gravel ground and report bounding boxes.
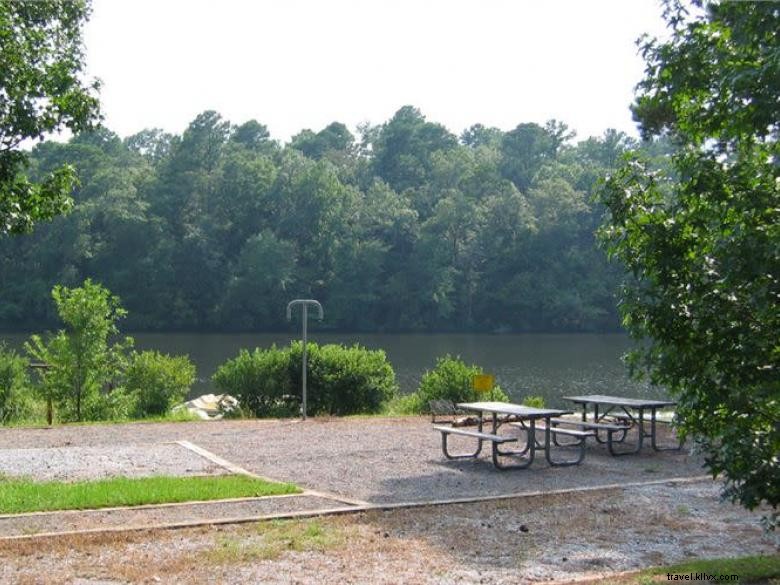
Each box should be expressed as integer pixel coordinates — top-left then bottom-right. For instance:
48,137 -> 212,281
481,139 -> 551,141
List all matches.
0,417 -> 711,505
0,443 -> 227,482
0,480 -> 775,584
0,417 -> 775,584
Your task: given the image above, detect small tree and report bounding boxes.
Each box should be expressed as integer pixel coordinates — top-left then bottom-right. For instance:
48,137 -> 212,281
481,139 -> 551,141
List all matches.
26,279 -> 133,422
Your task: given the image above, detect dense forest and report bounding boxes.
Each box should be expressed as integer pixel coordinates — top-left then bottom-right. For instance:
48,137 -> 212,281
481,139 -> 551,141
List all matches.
0,106 -> 668,332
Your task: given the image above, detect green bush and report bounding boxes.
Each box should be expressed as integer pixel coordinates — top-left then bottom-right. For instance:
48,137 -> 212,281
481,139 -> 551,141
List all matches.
213,345 -> 295,418
125,351 -> 197,417
399,355 -> 509,414
213,342 -> 398,417
289,342 -> 398,416
522,395 -> 545,408
81,386 -> 136,422
0,343 -> 39,424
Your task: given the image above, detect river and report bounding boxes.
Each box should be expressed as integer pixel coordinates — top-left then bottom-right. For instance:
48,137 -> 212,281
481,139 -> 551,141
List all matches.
3,332 -> 661,408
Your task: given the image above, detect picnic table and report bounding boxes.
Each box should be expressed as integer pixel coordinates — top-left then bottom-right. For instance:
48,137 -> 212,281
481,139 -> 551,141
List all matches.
433,401 -> 590,469
562,394 -> 681,455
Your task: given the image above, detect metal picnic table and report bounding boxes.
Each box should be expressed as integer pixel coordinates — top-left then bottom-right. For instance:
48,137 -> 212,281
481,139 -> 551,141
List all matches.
562,394 -> 680,455
433,401 -> 584,469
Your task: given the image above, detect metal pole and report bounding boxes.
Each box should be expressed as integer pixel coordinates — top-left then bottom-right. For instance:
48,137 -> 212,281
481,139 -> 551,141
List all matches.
302,304 -> 308,420
286,299 -> 323,421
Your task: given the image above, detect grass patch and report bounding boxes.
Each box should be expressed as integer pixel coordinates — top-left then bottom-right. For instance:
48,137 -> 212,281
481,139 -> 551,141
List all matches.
641,555 -> 780,583
590,555 -> 780,584
0,474 -> 300,514
208,518 -> 346,563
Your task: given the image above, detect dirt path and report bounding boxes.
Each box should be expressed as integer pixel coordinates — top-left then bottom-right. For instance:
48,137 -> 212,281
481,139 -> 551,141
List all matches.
0,480 -> 775,584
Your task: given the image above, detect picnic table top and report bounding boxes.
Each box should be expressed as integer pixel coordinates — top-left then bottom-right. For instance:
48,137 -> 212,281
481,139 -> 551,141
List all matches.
562,394 -> 677,409
456,401 -> 571,418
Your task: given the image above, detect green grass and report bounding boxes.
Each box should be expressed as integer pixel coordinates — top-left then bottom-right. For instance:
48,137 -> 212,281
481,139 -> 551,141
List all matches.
634,555 -> 780,584
208,518 -> 347,562
0,474 -> 301,514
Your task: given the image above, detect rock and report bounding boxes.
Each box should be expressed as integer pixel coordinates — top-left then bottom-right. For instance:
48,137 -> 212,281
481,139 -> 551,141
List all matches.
172,393 -> 239,420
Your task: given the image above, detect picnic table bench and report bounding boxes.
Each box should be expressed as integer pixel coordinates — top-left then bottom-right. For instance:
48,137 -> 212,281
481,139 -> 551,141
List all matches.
433,425 -> 518,467
433,401 -> 590,469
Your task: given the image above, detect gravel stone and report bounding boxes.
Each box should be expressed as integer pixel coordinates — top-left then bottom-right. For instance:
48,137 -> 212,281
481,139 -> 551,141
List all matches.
0,443 -> 227,481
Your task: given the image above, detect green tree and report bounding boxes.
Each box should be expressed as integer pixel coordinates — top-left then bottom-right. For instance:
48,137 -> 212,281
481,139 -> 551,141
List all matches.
26,279 -> 133,422
499,121 -> 571,191
371,106 -> 458,193
598,0 -> 779,516
0,0 -> 100,234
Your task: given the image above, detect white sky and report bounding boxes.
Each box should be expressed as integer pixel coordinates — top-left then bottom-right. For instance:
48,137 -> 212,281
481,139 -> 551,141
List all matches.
83,0 -> 669,144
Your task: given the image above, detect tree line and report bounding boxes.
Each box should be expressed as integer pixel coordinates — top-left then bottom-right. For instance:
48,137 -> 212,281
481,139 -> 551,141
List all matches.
0,106 -> 668,332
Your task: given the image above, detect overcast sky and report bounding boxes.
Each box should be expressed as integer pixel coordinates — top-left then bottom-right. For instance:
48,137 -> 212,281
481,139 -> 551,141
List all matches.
83,0 -> 669,144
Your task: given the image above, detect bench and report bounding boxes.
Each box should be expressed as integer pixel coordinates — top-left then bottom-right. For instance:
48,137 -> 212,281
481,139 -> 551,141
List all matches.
509,421 -> 593,466
433,424 -> 517,462
428,399 -> 463,423
609,411 -> 677,425
549,418 -> 628,431
533,424 -> 595,438
432,425 -> 517,444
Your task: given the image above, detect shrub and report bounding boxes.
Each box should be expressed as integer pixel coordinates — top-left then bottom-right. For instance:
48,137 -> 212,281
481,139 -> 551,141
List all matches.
422,355 -> 511,405
522,395 -> 545,408
213,342 -> 398,418
404,355 -> 509,414
126,351 -> 197,417
81,386 -> 136,421
0,343 -> 38,424
213,345 -> 295,418
289,342 -> 398,416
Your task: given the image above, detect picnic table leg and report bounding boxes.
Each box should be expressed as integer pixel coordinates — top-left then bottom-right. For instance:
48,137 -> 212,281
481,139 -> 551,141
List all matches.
650,408 -> 685,451
582,405 -> 628,445
440,434 -> 484,460
492,419 -> 535,470
545,417 -> 588,466
607,408 -> 645,456
439,411 -> 485,460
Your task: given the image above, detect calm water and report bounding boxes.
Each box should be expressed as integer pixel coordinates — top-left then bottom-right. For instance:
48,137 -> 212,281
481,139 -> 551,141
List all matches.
2,332 -> 661,408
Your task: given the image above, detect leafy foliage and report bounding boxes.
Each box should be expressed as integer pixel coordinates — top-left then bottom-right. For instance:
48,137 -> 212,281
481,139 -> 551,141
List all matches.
0,343 -> 38,423
212,346 -> 294,417
598,0 -> 779,515
125,350 -> 196,417
0,0 -> 100,234
0,107 -> 652,333
213,342 -> 398,417
397,355 -> 509,414
289,342 -> 398,416
25,279 -> 133,422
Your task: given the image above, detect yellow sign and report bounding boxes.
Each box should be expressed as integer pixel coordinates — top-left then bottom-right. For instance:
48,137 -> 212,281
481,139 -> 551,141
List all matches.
472,374 -> 495,393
